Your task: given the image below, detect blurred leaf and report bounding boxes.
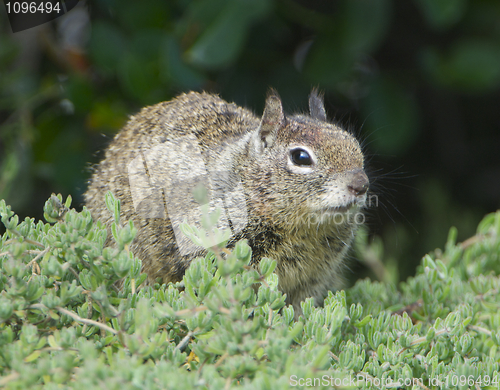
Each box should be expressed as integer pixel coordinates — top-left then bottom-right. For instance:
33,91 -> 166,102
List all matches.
0,150 -> 20,201
304,0 -> 390,88
421,40 -> 500,93
89,22 -> 128,75
0,128 -> 33,211
414,0 -> 467,30
0,35 -> 19,67
130,30 -> 164,63
303,34 -> 356,88
362,77 -> 420,155
116,0 -> 170,31
87,100 -> 128,132
465,2 -> 500,39
339,0 -> 391,53
66,76 -> 94,114
110,30 -> 169,104
160,35 -> 206,90
419,178 -> 480,250
187,0 -> 271,69
184,0 -> 229,27
117,52 -> 159,102
2,71 -> 38,105
43,126 -> 88,194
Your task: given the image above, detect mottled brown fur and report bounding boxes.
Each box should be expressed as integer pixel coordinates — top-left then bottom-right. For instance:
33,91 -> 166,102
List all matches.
84,90 -> 369,315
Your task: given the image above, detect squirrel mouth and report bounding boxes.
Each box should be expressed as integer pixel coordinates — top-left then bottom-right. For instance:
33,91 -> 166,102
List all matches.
319,192 -> 367,215
322,202 -> 358,214
334,205 -> 354,213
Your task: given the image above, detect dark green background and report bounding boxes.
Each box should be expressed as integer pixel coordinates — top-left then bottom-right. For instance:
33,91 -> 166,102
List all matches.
1,0 -> 499,282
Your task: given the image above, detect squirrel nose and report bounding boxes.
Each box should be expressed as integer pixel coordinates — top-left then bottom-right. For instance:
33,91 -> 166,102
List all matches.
347,170 -> 369,196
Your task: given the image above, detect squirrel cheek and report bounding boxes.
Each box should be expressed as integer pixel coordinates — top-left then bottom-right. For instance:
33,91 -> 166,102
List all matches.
320,184 -> 347,209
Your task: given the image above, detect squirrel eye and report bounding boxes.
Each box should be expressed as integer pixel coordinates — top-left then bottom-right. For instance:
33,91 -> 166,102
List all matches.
290,148 -> 313,166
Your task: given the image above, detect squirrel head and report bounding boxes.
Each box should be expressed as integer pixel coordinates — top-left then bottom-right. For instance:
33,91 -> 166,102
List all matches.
249,89 -> 369,228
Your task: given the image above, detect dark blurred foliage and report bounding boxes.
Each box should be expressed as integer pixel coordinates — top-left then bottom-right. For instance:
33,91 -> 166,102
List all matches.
1,0 -> 499,282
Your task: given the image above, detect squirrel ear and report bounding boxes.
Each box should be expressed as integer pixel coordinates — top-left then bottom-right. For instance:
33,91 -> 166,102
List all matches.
259,89 -> 284,148
309,88 -> 327,122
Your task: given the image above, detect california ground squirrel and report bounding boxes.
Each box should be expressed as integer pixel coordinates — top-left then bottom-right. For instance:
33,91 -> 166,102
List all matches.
84,90 -> 369,314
